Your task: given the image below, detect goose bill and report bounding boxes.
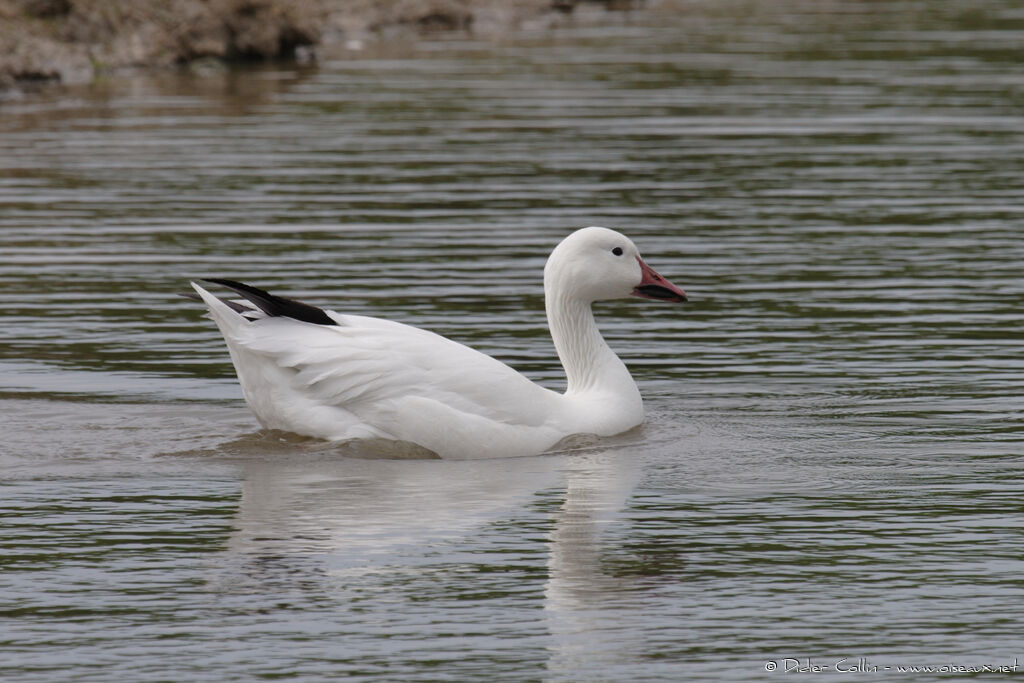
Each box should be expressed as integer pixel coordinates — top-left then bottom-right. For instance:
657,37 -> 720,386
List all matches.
632,257 -> 688,302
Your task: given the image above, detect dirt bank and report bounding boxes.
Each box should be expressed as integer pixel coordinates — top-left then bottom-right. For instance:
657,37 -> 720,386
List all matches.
0,0 -> 644,90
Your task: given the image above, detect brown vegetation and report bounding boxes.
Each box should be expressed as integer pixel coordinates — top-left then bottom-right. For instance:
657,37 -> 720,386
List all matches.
0,0 -> 642,89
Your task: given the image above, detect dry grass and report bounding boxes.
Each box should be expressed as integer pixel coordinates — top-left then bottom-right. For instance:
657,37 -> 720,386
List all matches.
1,0 -> 627,88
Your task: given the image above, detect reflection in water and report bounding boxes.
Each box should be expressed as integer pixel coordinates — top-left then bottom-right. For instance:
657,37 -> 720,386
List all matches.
544,452 -> 643,679
222,453 -> 561,587
220,446 -> 650,678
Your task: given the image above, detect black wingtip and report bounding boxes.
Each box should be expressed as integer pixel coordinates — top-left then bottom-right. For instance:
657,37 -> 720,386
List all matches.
181,288 -> 258,315
201,278 -> 339,326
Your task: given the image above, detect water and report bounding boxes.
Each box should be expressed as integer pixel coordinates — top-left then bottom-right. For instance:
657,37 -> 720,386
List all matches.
2,1 -> 1024,679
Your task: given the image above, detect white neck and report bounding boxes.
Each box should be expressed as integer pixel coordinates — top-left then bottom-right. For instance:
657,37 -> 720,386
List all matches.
545,288 -> 640,400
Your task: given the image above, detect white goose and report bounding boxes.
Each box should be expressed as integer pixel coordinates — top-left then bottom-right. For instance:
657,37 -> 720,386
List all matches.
191,227 -> 687,459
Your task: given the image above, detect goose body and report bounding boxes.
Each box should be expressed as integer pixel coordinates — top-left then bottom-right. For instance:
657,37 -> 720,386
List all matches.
192,227 -> 687,459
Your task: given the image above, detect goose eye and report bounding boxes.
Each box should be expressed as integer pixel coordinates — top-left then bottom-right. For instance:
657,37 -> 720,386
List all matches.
612,247 -> 623,256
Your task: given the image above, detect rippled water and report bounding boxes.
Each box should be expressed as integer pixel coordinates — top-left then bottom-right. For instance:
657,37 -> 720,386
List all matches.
2,1 -> 1023,679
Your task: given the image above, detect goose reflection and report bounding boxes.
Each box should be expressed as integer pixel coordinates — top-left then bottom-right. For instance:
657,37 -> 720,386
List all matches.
543,450 -> 645,678
218,445 -> 563,589
215,439 -> 651,677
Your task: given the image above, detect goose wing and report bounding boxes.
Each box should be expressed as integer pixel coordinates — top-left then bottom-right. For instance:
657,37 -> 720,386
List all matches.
192,282 -> 564,454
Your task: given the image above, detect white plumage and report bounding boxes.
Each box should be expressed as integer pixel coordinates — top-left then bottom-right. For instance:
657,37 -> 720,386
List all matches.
192,227 -> 687,459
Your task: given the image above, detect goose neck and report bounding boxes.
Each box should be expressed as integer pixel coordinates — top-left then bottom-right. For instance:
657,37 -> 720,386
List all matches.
545,291 -> 635,396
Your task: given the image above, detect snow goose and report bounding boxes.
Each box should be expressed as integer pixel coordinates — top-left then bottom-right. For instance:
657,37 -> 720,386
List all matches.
190,226 -> 687,458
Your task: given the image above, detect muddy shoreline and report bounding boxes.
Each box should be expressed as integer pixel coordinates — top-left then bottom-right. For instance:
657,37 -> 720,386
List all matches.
0,0 -> 645,91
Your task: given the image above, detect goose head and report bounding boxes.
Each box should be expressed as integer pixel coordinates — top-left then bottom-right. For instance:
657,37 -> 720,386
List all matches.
544,226 -> 688,304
